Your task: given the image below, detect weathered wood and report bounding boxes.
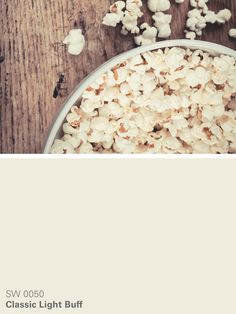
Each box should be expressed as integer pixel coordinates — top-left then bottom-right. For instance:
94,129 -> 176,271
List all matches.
0,0 -> 235,153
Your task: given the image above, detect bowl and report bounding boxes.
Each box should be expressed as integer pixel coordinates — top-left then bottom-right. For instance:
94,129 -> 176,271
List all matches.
43,39 -> 236,153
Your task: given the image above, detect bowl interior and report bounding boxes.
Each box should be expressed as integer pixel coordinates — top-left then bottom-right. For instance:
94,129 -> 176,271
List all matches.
44,39 -> 236,153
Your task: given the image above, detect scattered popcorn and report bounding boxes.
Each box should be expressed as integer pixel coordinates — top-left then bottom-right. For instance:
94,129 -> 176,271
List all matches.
102,0 -> 233,44
102,1 -> 126,27
185,31 -> 196,40
121,12 -> 140,34
185,1 -> 232,40
147,0 -> 171,13
111,1 -> 126,13
152,12 -> 172,38
126,0 -> 143,17
216,9 -> 232,24
63,29 -> 85,55
134,23 -> 157,45
102,0 -> 154,44
103,13 -> 122,27
229,28 -> 236,39
204,10 -> 217,24
121,0 -> 143,34
186,8 -> 206,34
51,48 -> 236,154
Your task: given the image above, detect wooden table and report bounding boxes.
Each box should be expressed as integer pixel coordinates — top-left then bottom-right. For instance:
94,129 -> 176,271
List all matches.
0,0 -> 235,153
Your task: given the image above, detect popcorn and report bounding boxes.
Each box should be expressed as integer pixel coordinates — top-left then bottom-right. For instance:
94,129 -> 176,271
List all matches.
152,12 -> 172,38
192,140 -> 210,153
63,134 -> 81,148
91,117 -> 110,131
101,0 -> 233,46
216,9 -> 232,24
78,143 -> 94,154
204,10 -> 217,24
102,1 -> 125,27
113,137 -> 136,153
185,31 -> 196,40
102,0 -> 169,44
88,130 -> 106,143
164,47 -> 185,69
229,28 -> 236,39
111,1 -> 126,13
50,140 -> 75,154
186,9 -> 206,33
134,23 -> 157,46
66,112 -> 81,127
126,0 -> 143,17
99,101 -> 124,119
185,1 -> 232,40
63,123 -> 79,135
51,48 -> 236,154
80,99 -> 100,113
63,29 -> 85,56
79,120 -> 91,132
185,67 -> 210,87
147,0 -> 171,13
121,12 -> 140,34
103,13 -> 123,27
121,0 -> 143,34
118,119 -> 139,137
102,0 -> 143,34
163,136 -> 182,150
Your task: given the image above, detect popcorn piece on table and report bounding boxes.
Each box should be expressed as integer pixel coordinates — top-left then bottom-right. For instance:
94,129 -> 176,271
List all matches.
216,9 -> 232,24
185,31 -> 196,40
229,28 -> 236,39
147,0 -> 171,13
185,1 -> 232,40
63,29 -> 85,55
121,12 -> 140,34
152,12 -> 172,38
102,1 -> 126,27
134,23 -> 157,46
121,0 -> 143,34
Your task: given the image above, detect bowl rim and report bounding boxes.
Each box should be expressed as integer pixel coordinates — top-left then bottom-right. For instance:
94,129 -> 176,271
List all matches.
43,39 -> 236,154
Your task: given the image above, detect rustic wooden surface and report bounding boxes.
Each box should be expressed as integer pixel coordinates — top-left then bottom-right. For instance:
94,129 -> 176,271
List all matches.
0,0 -> 235,153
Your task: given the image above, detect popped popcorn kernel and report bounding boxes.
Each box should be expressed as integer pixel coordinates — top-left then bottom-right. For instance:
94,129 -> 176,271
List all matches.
63,29 -> 85,56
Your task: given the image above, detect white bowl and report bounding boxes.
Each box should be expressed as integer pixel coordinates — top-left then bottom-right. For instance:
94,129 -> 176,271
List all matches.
44,39 -> 236,153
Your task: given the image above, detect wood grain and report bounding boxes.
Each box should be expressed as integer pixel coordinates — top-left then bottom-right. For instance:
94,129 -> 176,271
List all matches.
0,0 -> 235,153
